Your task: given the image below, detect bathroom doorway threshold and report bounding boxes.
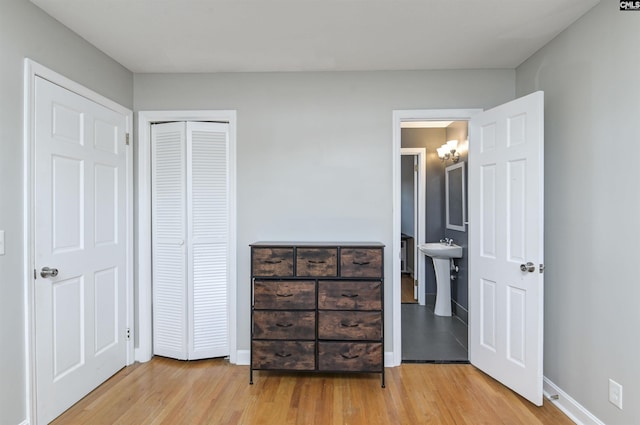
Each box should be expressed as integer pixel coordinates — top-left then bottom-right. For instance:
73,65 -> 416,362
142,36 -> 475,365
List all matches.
401,303 -> 468,363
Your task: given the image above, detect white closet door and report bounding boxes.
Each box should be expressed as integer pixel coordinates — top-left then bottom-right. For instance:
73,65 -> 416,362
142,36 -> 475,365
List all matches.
187,122 -> 230,359
152,121 -> 229,360
152,122 -> 188,359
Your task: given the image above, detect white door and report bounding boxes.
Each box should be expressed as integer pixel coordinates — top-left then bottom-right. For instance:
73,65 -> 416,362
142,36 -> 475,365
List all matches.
152,121 -> 230,360
34,76 -> 129,423
468,91 -> 544,405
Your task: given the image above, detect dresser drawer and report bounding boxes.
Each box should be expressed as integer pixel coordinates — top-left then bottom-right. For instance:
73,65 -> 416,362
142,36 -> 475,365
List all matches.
254,280 -> 316,310
318,342 -> 382,372
318,311 -> 382,340
296,248 -> 338,277
253,311 -> 315,340
340,248 -> 383,278
318,281 -> 381,310
252,341 -> 315,370
252,248 -> 294,277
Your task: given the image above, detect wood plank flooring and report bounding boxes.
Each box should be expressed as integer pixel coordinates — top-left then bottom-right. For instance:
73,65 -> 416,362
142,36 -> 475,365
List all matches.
52,357 -> 572,425
401,274 -> 417,304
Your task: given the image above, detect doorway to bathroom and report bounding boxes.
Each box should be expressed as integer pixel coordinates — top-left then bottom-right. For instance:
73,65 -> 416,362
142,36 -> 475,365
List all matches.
400,120 -> 469,363
393,93 -> 545,406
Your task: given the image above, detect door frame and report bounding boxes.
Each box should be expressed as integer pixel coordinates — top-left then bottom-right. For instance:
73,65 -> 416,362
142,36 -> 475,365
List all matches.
400,148 -> 426,305
23,59 -> 134,423
391,109 -> 481,365
137,110 -> 238,364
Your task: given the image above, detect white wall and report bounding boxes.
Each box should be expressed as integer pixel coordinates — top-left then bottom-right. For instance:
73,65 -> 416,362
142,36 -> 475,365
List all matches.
0,1 -> 132,423
517,2 -> 640,424
134,70 -> 515,355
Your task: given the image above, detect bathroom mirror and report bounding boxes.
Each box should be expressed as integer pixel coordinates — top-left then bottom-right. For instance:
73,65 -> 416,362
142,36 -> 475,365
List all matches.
445,162 -> 466,232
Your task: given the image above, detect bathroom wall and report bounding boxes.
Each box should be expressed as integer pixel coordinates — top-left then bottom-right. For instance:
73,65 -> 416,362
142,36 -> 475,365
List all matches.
516,2 -> 639,424
400,155 -> 415,237
400,128 -> 447,303
443,122 -> 469,319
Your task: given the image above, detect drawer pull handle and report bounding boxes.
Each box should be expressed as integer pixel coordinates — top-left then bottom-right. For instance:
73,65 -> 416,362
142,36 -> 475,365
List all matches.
341,293 -> 359,298
263,259 -> 282,264
275,352 -> 292,358
276,322 -> 293,328
341,353 -> 360,360
353,261 -> 370,266
307,260 -> 326,264
340,321 -> 359,328
276,293 -> 293,298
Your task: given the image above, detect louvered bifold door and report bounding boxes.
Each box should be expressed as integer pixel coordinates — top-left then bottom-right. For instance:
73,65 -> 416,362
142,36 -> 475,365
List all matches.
152,122 -> 188,359
187,122 -> 230,359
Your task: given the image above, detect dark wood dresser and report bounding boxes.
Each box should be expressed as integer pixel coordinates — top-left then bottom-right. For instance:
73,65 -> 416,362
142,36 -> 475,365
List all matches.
250,242 -> 385,387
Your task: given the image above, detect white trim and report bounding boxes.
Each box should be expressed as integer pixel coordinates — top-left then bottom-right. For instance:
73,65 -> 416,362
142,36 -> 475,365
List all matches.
23,58 -> 134,425
391,109 -> 481,366
137,110 -> 238,364
236,350 -> 250,366
400,148 -> 426,305
544,377 -> 605,425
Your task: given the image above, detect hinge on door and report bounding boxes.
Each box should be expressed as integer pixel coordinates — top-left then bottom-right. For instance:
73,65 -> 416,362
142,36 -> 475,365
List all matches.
126,328 -> 131,340
539,264 -> 545,274
125,133 -> 130,146
34,268 -> 37,280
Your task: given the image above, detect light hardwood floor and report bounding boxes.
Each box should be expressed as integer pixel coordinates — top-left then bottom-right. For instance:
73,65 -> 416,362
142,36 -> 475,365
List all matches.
52,357 -> 572,425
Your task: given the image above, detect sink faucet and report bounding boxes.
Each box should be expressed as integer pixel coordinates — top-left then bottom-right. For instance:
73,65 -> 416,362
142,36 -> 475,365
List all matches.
440,237 -> 454,246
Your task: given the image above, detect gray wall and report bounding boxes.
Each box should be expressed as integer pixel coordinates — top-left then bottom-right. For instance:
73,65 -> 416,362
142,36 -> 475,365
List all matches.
516,2 -> 640,424
0,1 -> 133,423
134,70 -> 515,355
400,155 -> 415,237
401,128 -> 446,301
444,122 -> 469,313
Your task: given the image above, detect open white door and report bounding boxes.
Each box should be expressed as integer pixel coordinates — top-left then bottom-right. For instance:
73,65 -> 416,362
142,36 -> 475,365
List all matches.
468,91 -> 544,405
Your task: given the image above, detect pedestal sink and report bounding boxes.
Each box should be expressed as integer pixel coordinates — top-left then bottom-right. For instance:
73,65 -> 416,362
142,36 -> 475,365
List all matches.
418,242 -> 463,317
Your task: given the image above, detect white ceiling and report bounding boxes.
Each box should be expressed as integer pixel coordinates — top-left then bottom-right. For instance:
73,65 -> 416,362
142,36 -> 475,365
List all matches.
30,0 -> 599,73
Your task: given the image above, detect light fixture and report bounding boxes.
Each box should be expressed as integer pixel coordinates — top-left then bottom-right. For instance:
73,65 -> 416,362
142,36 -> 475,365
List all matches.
436,140 -> 460,163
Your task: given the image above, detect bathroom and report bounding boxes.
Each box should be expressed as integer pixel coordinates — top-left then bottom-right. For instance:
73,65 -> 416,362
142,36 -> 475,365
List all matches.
400,121 -> 469,362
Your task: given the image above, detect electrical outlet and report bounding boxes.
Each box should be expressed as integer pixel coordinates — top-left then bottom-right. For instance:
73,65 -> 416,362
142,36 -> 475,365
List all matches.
609,379 -> 623,410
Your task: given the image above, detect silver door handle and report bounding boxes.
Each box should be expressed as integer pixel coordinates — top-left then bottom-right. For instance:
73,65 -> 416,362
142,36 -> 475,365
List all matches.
520,262 -> 535,273
40,267 -> 59,278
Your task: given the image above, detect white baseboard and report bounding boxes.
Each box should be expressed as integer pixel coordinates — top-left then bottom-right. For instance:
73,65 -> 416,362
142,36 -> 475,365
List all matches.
236,349 -> 250,365
543,377 -> 605,425
384,351 -> 397,367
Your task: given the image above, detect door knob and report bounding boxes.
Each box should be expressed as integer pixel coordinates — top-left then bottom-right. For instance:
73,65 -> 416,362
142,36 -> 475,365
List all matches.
40,267 -> 59,278
520,262 -> 535,273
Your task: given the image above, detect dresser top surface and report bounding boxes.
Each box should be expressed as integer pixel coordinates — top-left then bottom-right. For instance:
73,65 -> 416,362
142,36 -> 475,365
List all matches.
250,241 -> 385,248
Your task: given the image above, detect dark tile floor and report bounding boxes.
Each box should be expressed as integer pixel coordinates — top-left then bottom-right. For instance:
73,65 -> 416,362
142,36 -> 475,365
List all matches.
401,303 -> 469,363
